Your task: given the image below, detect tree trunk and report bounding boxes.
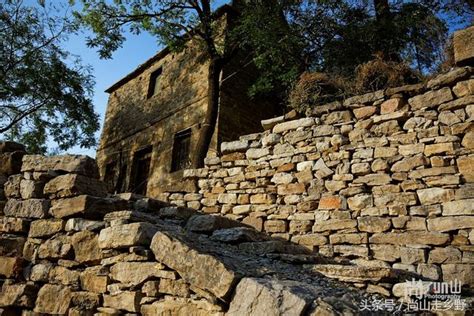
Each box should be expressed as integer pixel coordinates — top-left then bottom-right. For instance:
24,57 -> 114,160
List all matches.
373,0 -> 399,61
192,57 -> 223,168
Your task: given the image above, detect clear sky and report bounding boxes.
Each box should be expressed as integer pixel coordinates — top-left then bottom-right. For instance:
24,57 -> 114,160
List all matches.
63,30 -> 160,157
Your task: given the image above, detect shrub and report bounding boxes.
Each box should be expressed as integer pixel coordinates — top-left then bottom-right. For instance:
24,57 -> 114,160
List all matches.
354,53 -> 420,93
288,72 -> 348,113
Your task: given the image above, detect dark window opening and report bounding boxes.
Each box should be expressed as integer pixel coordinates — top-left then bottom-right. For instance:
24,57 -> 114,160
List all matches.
104,161 -> 116,192
171,129 -> 192,172
116,163 -> 127,194
130,146 -> 153,195
147,67 -> 162,98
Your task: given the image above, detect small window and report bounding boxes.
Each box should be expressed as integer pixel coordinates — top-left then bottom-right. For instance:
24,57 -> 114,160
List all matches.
171,129 -> 192,172
147,67 -> 162,98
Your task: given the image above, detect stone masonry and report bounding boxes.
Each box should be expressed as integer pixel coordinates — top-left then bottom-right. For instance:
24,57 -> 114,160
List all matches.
160,65 -> 474,298
0,149 -> 407,315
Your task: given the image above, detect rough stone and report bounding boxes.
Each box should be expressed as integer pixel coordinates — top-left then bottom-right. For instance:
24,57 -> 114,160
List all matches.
357,217 -> 391,233
427,216 -> 474,232
22,155 -> 99,178
186,215 -> 241,233
29,219 -> 64,238
110,262 -> 168,286
272,118 -> 315,134
151,231 -> 238,299
44,174 -> 108,199
99,222 -> 157,249
458,156 -> 474,182
71,230 -> 102,263
408,87 -> 453,110
453,26 -> 474,65
49,195 -> 128,219
34,284 -> 72,314
227,278 -> 316,316
369,231 -> 449,245
442,199 -> 474,215
0,284 -> 36,308
103,291 -> 142,313
3,199 -> 50,219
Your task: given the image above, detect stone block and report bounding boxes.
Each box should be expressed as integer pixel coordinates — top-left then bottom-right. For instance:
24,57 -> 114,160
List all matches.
44,174 -> 108,199
151,231 -> 238,299
22,154 -> 99,178
313,219 -> 356,232
0,256 -> 23,278
186,214 -> 241,233
0,217 -> 29,233
453,26 -> 474,65
71,230 -> 102,264
357,216 -> 391,233
272,118 -> 315,134
458,155 -> 474,182
49,195 -> 129,219
427,216 -> 474,232
369,232 -> 449,245
98,222 -> 157,249
227,278 -> 317,316
0,151 -> 25,175
103,291 -> 142,313
110,262 -> 169,286
408,87 -> 453,110
3,199 -> 50,218
428,247 -> 462,264
29,219 -> 64,238
443,199 -> 474,216
264,220 -> 287,233
34,284 -> 72,314
417,188 -> 454,205
0,284 -> 37,308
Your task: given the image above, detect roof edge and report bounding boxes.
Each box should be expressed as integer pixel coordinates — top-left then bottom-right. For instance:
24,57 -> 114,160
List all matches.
104,4 -> 237,94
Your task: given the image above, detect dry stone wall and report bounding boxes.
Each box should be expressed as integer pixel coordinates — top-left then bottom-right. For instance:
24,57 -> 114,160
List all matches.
162,66 -> 474,294
0,150 -> 390,315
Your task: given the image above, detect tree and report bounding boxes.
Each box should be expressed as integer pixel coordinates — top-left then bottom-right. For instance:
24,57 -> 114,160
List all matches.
74,0 -> 241,168
235,0 -> 471,101
0,0 -> 99,154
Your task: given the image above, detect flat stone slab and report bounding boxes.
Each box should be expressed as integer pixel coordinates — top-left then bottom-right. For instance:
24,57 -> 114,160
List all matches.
22,155 -> 99,178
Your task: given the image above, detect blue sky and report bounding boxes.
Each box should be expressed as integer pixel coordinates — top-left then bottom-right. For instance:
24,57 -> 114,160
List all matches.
64,30 -> 159,157
63,0 -> 229,157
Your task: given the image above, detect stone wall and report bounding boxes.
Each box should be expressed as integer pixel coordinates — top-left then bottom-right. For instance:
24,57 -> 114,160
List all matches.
1,150 -> 393,315
160,66 -> 474,292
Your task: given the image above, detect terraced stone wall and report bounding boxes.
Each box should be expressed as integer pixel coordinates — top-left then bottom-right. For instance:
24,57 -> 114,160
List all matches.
162,66 -> 474,290
0,151 -> 378,315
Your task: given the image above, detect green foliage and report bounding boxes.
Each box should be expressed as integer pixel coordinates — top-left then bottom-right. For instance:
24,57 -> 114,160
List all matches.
73,0 -> 225,59
234,0 -> 471,103
0,0 -> 99,154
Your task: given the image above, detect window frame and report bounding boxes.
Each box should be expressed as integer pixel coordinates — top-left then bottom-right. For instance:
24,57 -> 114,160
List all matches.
147,67 -> 163,99
171,128 -> 192,172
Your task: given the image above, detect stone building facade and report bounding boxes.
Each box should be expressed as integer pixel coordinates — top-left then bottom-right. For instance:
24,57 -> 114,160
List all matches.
96,7 -> 281,197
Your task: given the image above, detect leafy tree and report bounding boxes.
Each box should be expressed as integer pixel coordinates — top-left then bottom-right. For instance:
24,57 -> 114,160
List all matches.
0,0 -> 99,154
235,0 -> 471,101
74,0 -> 241,167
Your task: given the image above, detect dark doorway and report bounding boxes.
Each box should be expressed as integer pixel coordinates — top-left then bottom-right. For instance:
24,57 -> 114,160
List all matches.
171,129 -> 192,172
130,146 -> 153,195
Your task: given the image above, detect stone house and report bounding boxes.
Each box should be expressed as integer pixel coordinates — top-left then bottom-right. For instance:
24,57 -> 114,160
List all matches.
96,6 -> 282,197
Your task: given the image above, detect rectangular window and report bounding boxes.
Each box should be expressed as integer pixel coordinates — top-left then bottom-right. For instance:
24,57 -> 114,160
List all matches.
147,67 -> 162,98
130,146 -> 153,195
104,161 -> 116,192
171,129 -> 192,172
